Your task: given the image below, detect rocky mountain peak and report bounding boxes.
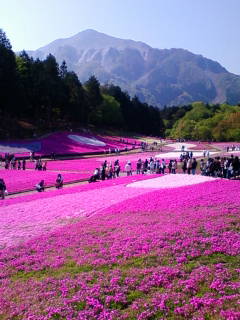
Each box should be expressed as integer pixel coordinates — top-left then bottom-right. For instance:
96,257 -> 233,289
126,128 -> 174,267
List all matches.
26,30 -> 240,107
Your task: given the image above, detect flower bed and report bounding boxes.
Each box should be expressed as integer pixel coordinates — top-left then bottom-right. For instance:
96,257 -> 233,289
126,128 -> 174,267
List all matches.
0,132 -> 140,157
213,142 -> 240,151
26,152 -> 162,172
0,169 -> 87,193
0,175 -> 156,248
127,174 -> 218,189
0,177 -> 239,319
26,158 -> 100,172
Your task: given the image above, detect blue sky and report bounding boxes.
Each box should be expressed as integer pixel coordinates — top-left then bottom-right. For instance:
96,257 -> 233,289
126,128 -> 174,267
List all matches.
1,0 -> 239,74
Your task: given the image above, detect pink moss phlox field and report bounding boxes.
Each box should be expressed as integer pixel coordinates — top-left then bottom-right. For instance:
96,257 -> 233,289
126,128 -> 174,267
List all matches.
0,132 -> 140,157
0,174 -> 155,208
0,169 -> 88,193
26,158 -> 101,172
212,142 -> 240,151
0,176 -> 239,319
0,175 -> 156,248
26,152 -> 164,172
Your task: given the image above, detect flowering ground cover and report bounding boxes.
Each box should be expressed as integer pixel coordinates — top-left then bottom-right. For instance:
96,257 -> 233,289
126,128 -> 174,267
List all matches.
0,175 -> 239,319
0,169 -> 87,193
0,132 -> 139,157
0,175 -> 157,248
94,152 -> 162,167
164,142 -> 217,152
155,151 -> 220,159
127,174 -> 218,189
165,142 -> 198,151
213,142 -> 240,151
26,152 -> 162,172
26,158 -> 100,172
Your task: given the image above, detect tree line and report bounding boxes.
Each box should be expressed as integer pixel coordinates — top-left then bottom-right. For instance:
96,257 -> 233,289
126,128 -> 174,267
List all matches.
163,102 -> 240,141
0,29 -> 164,139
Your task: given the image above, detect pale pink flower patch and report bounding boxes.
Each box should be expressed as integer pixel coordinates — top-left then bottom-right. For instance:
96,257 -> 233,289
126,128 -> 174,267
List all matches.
127,174 -> 218,189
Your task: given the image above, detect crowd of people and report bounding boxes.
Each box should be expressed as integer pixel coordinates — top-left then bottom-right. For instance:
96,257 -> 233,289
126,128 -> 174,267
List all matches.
226,145 -> 240,152
34,158 -> 47,171
88,157 -> 180,182
88,153 -> 240,183
89,160 -> 121,182
0,154 -> 26,170
199,156 -> 240,178
0,149 -> 239,198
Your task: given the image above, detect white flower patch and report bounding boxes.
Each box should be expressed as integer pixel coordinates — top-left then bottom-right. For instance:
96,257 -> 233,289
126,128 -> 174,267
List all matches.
155,151 -> 218,159
0,142 -> 41,154
165,142 -> 197,151
127,174 -> 218,189
68,135 -> 106,146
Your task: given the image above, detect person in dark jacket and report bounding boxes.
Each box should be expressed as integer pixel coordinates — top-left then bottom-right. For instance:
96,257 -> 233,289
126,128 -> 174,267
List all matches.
0,178 -> 7,199
22,159 -> 26,170
191,158 -> 198,175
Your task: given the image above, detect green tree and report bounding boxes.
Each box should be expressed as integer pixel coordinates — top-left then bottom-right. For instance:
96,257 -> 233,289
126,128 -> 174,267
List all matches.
16,51 -> 34,117
100,94 -> 123,127
64,71 -> 86,123
59,60 -> 68,79
0,29 -> 18,116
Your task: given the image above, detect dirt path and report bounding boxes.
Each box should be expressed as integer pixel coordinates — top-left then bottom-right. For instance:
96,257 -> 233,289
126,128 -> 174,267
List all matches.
6,179 -> 89,199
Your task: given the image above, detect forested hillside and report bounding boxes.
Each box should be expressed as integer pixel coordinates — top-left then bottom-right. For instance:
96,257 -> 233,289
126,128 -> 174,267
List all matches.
0,29 -> 164,139
164,102 -> 240,141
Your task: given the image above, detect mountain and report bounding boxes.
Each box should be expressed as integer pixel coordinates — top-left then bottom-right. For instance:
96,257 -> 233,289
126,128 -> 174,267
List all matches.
27,29 -> 240,108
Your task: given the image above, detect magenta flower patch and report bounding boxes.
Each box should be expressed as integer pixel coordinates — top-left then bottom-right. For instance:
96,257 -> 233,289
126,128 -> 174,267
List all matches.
0,174 -> 239,319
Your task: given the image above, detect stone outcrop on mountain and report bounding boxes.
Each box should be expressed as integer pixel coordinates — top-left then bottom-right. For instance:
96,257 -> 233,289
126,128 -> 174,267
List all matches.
27,29 -> 240,107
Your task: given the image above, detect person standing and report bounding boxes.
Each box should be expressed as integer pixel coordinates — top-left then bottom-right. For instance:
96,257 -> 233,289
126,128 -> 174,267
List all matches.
168,160 -> 172,174
200,159 -> 205,175
125,161 -> 132,176
42,161 -> 47,171
182,159 -> 187,174
136,159 -> 142,174
191,158 -> 197,175
171,160 -> 177,174
22,159 -> 26,170
160,159 -> 166,174
114,162 -> 121,177
187,158 -> 192,175
0,178 -> 7,199
17,160 -> 21,170
101,166 -> 106,180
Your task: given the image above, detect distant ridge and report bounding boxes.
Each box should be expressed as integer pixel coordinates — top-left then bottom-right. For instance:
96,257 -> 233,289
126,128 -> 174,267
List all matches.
26,29 -> 240,107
